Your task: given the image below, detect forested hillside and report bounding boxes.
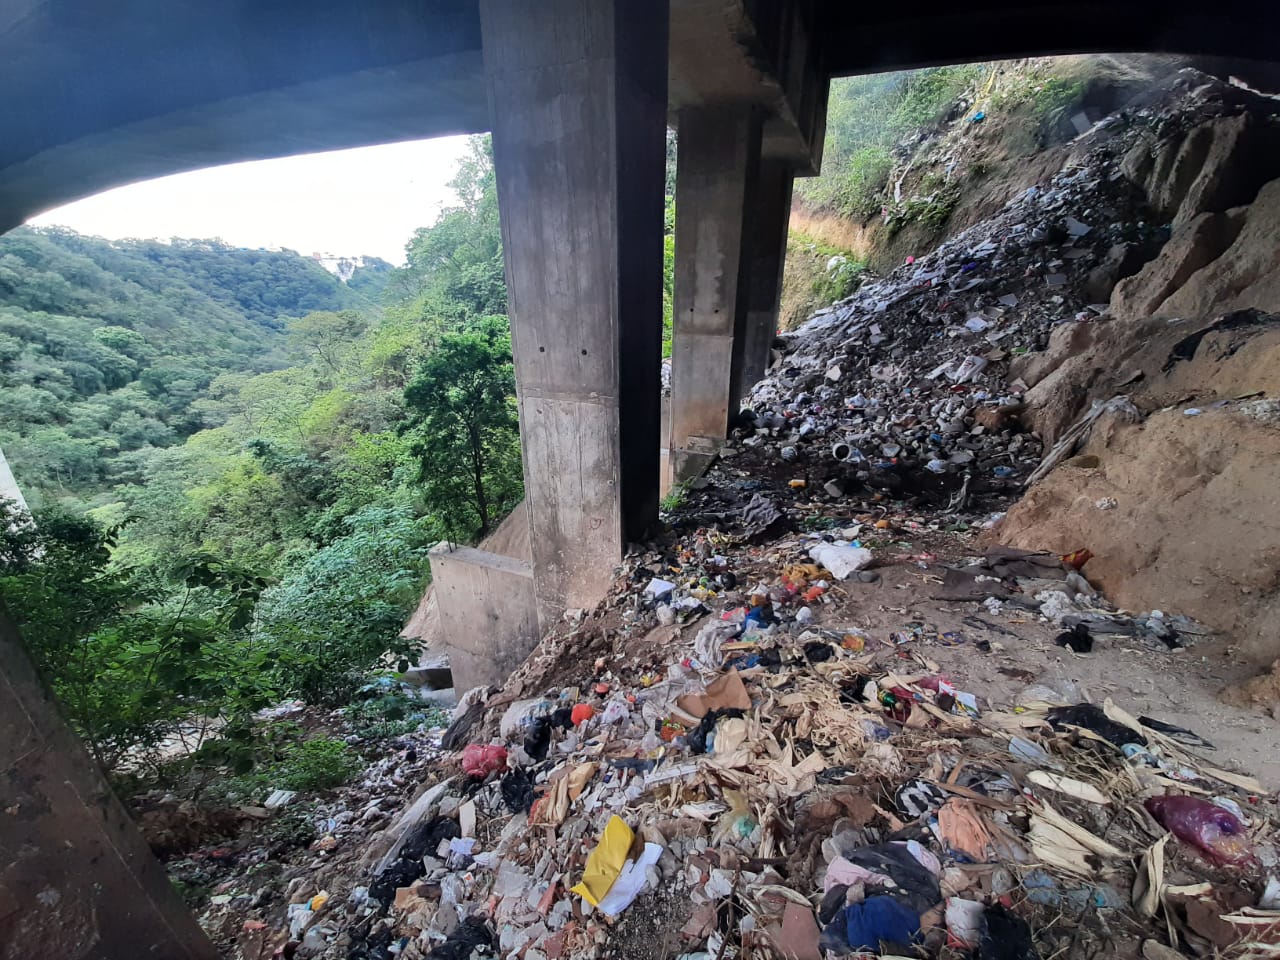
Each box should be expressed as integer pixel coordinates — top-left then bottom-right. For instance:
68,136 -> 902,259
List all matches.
780,57 -> 1165,324
0,138 -> 521,777
0,227 -> 389,500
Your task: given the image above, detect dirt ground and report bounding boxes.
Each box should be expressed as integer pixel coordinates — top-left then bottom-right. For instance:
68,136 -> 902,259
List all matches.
795,550 -> 1280,791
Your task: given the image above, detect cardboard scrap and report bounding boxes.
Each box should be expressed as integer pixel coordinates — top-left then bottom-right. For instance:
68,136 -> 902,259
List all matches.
776,902 -> 823,960
677,671 -> 751,719
535,762 -> 599,826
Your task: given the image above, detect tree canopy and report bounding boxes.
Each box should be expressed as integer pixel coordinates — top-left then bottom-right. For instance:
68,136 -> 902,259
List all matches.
0,136 -> 528,786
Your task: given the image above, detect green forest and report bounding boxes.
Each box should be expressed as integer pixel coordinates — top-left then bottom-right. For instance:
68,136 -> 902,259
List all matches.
0,138 -> 525,781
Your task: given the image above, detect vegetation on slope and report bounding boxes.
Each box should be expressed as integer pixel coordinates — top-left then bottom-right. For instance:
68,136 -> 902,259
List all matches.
0,137 -> 521,789
781,57 -> 1141,320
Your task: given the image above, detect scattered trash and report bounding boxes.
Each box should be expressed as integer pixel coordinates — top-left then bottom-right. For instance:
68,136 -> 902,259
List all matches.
808,543 -> 874,579
1047,702 -> 1146,748
1054,622 -> 1093,653
264,789 -> 296,810
460,743 -> 507,778
1145,794 -> 1253,865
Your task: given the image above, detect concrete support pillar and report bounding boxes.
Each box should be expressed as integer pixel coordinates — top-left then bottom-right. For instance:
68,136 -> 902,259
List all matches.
668,105 -> 763,484
731,158 -> 794,410
0,445 -> 29,514
480,0 -> 669,628
0,607 -> 217,959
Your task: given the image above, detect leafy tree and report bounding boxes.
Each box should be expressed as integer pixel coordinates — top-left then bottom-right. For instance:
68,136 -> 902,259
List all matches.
255,504 -> 432,703
391,137 -> 506,324
287,310 -> 367,374
0,499 -> 275,772
403,315 -> 522,540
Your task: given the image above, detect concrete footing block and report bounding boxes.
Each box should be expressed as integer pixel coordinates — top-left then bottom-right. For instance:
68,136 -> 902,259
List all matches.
428,542 -> 539,692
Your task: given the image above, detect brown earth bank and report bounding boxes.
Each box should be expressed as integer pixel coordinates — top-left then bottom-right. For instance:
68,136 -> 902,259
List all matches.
991,73 -> 1280,672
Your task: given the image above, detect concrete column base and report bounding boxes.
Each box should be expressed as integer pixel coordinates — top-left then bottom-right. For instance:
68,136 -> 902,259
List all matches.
428,543 -> 539,693
0,610 -> 217,959
481,0 -> 668,629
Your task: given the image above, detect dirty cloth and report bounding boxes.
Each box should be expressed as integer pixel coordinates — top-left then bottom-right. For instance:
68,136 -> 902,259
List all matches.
938,799 -> 994,862
837,895 -> 921,952
834,842 -> 941,912
1047,703 -> 1146,748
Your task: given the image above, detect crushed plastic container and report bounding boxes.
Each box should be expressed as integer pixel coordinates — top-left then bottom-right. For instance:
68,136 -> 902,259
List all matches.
1145,794 -> 1252,865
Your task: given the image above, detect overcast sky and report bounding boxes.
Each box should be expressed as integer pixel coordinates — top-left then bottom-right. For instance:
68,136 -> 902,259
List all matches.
27,135 -> 473,265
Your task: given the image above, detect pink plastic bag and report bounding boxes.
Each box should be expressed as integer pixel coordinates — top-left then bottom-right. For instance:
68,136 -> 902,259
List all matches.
1145,795 -> 1251,865
461,744 -> 508,778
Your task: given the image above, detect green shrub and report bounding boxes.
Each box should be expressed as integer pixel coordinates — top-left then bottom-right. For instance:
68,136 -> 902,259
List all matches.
254,504 -> 430,704
206,735 -> 360,803
826,147 -> 894,220
1031,76 -> 1087,118
343,690 -> 445,738
884,189 -> 960,235
271,737 -> 360,792
263,808 -> 317,851
0,498 -> 277,772
788,232 -> 867,307
660,481 -> 690,513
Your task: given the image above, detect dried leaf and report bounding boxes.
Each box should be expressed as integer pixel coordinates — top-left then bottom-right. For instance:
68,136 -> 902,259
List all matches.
1133,834 -> 1167,918
1027,770 -> 1111,805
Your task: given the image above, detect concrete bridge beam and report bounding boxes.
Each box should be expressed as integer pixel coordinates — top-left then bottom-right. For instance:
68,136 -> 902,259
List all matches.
480,0 -> 669,629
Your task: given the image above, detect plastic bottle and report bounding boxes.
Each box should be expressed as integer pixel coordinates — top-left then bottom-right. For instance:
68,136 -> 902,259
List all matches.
1145,795 -> 1252,865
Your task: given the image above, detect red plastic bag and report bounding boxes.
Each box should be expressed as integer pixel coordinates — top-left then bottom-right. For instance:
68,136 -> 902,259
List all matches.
1145,795 -> 1251,865
461,744 -> 508,778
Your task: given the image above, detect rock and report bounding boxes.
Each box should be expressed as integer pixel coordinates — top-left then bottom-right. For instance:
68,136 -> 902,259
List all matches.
1157,180 -> 1280,319
1110,208 -> 1246,320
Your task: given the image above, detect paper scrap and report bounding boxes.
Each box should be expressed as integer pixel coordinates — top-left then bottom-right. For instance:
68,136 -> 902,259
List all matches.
570,815 -> 634,907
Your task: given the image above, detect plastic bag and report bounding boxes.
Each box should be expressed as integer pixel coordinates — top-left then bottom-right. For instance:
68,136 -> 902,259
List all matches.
1145,795 -> 1252,865
461,743 -> 508,778
711,790 -> 755,845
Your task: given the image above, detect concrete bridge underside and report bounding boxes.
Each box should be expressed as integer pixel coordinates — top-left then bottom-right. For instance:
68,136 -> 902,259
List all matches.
3,1 -> 1280,955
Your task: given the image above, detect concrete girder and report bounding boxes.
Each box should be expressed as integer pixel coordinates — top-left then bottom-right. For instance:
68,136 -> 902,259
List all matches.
669,0 -> 828,174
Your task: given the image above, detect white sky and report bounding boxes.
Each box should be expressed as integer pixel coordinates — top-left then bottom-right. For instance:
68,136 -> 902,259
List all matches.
27,135 -> 473,266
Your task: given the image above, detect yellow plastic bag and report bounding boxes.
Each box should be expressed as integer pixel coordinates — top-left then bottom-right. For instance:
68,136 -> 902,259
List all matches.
570,815 -> 634,906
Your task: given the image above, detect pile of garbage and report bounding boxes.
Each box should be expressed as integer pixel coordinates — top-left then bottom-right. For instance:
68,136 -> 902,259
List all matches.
253,519 -> 1280,960
718,111 -> 1170,515
196,74 -> 1280,960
